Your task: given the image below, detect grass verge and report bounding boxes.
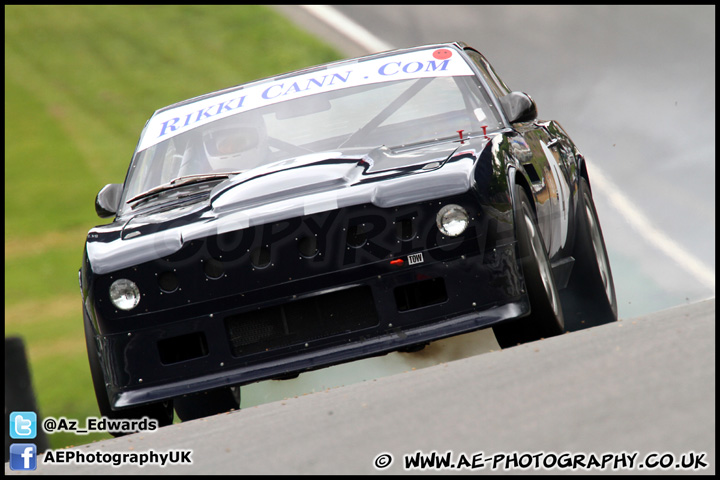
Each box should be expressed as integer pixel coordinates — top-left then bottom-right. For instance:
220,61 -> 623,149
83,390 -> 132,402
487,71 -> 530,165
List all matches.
5,4 -> 342,449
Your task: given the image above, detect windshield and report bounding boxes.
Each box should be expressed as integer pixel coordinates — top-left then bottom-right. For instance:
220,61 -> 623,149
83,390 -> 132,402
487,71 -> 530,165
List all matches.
118,46 -> 500,215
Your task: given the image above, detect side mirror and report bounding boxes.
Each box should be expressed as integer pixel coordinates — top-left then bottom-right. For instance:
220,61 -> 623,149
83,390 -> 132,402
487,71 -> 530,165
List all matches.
95,183 -> 123,218
499,92 -> 538,124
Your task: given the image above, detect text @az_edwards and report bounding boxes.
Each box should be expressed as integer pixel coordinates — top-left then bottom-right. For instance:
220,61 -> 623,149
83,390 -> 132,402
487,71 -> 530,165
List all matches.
42,416 -> 158,435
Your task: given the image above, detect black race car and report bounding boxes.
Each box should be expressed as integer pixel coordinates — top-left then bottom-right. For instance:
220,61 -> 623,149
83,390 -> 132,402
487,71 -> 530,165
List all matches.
82,41 -> 617,431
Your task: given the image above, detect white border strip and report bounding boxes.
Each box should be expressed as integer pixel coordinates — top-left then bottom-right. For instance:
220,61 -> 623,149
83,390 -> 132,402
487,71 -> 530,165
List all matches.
588,166 -> 715,290
302,4 -> 715,292
300,5 -> 394,53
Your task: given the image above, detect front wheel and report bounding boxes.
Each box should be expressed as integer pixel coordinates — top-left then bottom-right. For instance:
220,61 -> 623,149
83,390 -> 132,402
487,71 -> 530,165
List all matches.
494,186 -> 564,348
561,177 -> 618,330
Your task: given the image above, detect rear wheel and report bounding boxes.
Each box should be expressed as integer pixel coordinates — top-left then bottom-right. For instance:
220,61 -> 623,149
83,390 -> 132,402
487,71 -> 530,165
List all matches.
494,186 -> 564,348
174,386 -> 241,422
84,314 -> 174,436
561,177 -> 618,330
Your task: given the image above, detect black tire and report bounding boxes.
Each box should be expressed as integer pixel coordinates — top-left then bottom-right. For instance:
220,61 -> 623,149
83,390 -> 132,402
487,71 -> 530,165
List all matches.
174,387 -> 240,422
561,177 -> 618,330
493,185 -> 564,348
84,314 -> 174,436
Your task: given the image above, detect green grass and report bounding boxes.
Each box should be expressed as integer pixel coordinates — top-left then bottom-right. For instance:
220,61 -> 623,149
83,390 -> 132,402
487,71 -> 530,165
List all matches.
5,4 -> 342,449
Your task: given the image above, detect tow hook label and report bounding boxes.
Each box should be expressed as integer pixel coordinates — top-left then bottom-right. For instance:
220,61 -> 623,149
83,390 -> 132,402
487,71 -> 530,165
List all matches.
408,253 -> 424,265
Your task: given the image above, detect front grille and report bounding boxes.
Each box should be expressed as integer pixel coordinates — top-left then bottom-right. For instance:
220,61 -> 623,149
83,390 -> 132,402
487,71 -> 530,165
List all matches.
225,286 -> 379,356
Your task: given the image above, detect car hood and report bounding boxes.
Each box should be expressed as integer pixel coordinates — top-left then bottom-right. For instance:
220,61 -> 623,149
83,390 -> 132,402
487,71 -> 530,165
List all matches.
209,142 -> 462,213
87,137 -> 492,274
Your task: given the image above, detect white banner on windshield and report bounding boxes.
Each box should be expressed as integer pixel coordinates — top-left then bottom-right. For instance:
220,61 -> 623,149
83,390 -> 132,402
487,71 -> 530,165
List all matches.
136,47 -> 473,152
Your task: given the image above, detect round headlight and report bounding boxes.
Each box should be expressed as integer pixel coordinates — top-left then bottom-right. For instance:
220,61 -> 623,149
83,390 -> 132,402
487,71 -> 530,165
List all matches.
109,279 -> 141,311
436,204 -> 469,237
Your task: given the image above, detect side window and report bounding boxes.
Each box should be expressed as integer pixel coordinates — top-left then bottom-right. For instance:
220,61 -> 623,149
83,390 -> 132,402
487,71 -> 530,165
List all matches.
465,49 -> 512,99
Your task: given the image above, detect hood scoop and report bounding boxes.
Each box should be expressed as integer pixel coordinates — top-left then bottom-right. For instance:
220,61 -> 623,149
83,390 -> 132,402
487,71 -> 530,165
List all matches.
210,154 -> 367,214
210,143 -> 459,214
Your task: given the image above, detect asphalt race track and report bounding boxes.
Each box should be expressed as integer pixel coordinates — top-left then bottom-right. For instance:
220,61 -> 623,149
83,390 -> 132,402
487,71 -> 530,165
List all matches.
287,5 -> 716,320
7,5 -> 714,475
6,299 -> 714,474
